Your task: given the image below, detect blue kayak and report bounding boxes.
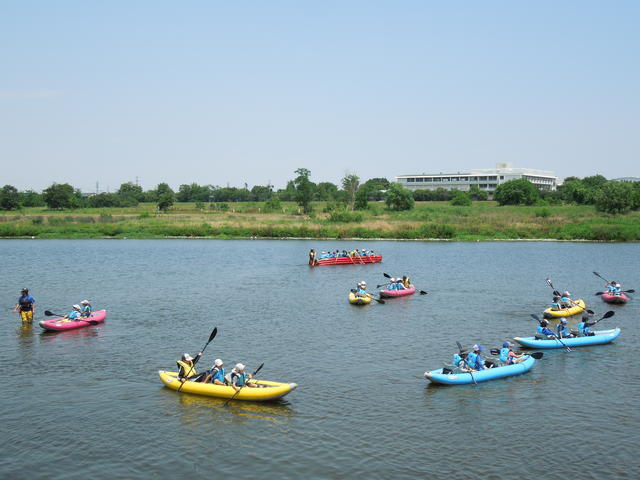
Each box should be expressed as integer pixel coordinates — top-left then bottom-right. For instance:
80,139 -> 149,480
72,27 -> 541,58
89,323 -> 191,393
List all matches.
513,328 -> 621,349
424,355 -> 536,385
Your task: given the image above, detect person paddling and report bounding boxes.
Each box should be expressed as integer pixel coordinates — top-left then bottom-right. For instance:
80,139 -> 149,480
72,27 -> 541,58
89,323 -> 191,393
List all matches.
177,352 -> 205,382
452,349 -> 472,372
63,305 -> 82,322
556,318 -> 574,339
578,315 -> 595,337
537,319 -> 555,338
466,344 -> 488,371
499,341 -> 526,365
560,291 -> 575,308
229,363 -> 260,391
13,288 -> 36,323
204,359 -> 226,385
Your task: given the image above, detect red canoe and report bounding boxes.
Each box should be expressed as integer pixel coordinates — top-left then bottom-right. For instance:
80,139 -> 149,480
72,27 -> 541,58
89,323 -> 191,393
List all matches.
310,255 -> 382,266
39,310 -> 108,332
379,286 -> 416,298
601,292 -> 629,304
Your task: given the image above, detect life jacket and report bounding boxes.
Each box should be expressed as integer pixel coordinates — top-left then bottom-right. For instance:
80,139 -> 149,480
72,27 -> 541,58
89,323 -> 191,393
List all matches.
210,367 -> 225,384
81,305 -> 92,317
18,296 -> 33,311
578,322 -> 590,336
499,347 -> 510,363
176,360 -> 196,378
230,370 -> 247,387
403,277 -> 411,288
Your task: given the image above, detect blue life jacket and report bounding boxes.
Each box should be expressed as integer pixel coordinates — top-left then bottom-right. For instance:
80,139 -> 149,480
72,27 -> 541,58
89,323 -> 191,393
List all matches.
452,354 -> 463,368
231,371 -> 247,387
578,322 -> 590,336
557,324 -> 570,338
211,367 -> 225,383
499,347 -> 510,363
68,311 -> 80,320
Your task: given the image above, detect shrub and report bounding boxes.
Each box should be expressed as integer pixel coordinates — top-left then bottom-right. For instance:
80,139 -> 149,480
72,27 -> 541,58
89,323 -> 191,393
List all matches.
328,211 -> 364,223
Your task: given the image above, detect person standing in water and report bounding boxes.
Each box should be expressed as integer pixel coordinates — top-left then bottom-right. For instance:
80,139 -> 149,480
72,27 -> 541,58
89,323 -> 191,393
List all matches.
13,288 -> 36,323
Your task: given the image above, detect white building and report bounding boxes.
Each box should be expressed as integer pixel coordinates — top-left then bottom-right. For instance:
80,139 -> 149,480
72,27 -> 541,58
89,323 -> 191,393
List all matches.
396,163 -> 557,193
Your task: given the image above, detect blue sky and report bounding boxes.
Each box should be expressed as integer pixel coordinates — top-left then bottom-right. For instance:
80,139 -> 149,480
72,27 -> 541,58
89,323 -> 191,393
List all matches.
1,1 -> 638,192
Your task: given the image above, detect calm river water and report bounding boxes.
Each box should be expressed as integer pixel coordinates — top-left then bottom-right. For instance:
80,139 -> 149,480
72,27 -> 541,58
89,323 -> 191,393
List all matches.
1,239 -> 638,479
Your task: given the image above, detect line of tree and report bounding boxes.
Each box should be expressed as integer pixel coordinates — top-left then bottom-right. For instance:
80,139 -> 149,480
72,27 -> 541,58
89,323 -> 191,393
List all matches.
2,172 -> 637,215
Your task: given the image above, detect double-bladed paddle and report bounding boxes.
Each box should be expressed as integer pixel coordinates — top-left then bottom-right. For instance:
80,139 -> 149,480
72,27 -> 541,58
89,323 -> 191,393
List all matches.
177,327 -> 218,392
224,363 -> 264,406
44,309 -> 101,325
489,348 -> 544,359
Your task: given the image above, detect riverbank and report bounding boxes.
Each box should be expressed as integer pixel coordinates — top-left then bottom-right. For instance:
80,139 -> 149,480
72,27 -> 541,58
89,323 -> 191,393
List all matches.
1,201 -> 640,241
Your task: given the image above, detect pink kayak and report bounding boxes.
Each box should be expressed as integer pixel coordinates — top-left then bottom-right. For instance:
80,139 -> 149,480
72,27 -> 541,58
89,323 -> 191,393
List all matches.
39,310 -> 107,331
379,286 -> 416,298
601,293 -> 629,304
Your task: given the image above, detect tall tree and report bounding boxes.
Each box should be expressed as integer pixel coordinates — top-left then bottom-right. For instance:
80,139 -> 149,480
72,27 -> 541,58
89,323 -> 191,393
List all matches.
494,179 -> 539,206
293,168 -> 314,214
385,183 -> 415,211
42,183 -> 84,209
341,173 -> 360,211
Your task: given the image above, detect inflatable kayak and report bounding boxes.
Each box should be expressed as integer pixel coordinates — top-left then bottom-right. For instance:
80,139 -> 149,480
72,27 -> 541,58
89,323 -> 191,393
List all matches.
39,310 -> 107,332
379,286 -> 415,298
424,355 -> 536,385
513,328 -> 621,349
310,255 -> 382,266
349,291 -> 372,305
543,299 -> 586,318
158,371 -> 297,401
601,293 -> 629,304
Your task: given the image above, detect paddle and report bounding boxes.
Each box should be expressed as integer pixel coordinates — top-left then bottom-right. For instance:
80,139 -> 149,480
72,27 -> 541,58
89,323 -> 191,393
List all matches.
530,313 -> 572,352
350,289 -> 385,304
44,309 -> 101,325
224,362 -> 264,406
593,271 -> 609,283
456,341 -> 477,385
177,327 -> 218,392
489,349 -> 544,359
586,310 -> 615,326
419,290 -> 428,295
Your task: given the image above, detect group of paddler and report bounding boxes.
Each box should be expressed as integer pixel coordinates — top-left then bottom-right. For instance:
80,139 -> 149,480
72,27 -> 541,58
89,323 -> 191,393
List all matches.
350,273 -> 428,304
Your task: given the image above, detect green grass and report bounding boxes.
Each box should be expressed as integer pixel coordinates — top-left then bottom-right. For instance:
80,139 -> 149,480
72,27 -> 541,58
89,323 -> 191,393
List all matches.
1,201 -> 640,241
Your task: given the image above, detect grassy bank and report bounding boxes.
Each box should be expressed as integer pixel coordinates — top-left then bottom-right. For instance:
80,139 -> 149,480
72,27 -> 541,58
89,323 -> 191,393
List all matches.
1,202 -> 640,241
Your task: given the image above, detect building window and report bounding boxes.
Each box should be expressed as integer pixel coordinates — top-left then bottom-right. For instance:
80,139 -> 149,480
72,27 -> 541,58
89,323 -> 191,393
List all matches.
407,178 -> 415,182
425,178 -> 432,182
500,176 -> 504,180
415,178 -> 423,182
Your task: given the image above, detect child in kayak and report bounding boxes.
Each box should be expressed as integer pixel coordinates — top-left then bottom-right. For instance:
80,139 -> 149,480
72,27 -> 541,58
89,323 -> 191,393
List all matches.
229,363 -> 260,391
177,352 -> 206,382
204,359 -> 226,385
556,318 -> 574,339
537,319 -> 555,338
578,315 -> 595,337
63,305 -> 82,322
499,342 -> 526,365
80,300 -> 92,317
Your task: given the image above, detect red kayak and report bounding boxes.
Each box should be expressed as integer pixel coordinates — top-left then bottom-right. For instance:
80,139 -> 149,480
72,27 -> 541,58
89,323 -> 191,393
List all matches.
310,255 -> 382,266
39,310 -> 108,332
601,292 -> 629,304
379,286 -> 416,298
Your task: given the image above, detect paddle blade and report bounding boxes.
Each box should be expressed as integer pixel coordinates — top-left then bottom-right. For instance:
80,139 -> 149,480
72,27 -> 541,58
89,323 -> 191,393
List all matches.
44,310 -> 59,316
456,341 -> 464,353
624,289 -> 635,293
490,349 -> 500,355
531,352 -> 544,359
252,363 -> 265,377
595,292 -> 604,295
383,273 -> 391,279
602,310 -> 615,319
530,313 -> 541,321
586,309 -> 595,314
208,327 -> 218,343
419,290 -> 428,295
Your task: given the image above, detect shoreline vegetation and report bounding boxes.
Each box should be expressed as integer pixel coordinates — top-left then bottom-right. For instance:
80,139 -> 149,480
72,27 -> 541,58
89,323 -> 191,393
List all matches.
2,201 -> 640,242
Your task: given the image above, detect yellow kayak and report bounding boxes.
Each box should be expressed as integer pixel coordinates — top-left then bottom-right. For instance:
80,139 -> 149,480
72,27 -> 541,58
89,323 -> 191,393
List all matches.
543,299 -> 586,318
158,371 -> 297,402
349,291 -> 372,305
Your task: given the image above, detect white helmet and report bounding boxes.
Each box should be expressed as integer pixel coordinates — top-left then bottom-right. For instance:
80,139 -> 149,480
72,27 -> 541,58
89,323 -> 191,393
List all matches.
214,359 -> 223,367
183,353 -> 194,362
72,304 -> 81,311
235,363 -> 245,371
